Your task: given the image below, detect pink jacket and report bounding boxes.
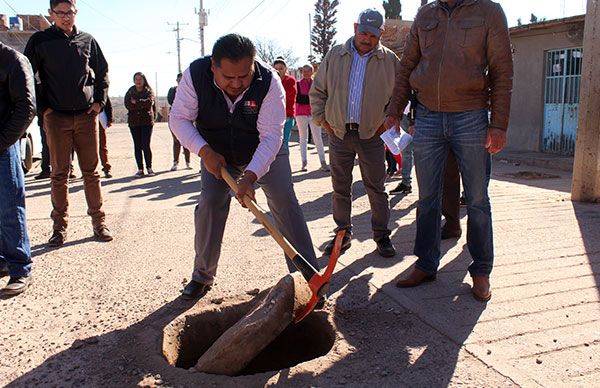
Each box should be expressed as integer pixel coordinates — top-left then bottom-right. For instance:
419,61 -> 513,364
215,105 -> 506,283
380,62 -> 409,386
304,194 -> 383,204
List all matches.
295,78 -> 312,116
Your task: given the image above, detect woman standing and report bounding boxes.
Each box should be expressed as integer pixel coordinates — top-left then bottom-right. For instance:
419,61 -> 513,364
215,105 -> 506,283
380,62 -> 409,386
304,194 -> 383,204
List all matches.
273,58 -> 296,150
295,64 -> 328,172
125,72 -> 155,177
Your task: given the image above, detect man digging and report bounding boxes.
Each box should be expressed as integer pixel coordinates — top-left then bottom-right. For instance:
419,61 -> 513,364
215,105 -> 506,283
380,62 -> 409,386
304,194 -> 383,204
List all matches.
170,33 -> 320,300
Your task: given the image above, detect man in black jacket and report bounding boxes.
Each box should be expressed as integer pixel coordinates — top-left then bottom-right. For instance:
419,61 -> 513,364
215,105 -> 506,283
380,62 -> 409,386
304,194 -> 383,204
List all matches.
25,0 -> 113,247
0,42 -> 36,295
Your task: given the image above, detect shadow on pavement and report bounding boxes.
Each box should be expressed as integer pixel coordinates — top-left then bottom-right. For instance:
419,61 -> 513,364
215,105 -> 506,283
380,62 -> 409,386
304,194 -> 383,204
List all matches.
5,296 -> 276,387
572,202 -> 600,299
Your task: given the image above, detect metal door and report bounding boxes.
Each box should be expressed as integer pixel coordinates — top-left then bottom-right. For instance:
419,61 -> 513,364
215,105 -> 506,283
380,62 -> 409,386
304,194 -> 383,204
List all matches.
542,47 -> 583,155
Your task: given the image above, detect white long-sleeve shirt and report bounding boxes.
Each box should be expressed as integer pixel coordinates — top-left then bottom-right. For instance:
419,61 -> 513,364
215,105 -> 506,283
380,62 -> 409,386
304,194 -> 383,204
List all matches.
169,66 -> 286,179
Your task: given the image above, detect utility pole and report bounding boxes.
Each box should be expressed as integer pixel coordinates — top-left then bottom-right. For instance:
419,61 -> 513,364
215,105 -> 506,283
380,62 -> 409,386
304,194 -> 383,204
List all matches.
168,21 -> 188,74
308,13 -> 312,58
197,0 -> 208,57
572,0 -> 600,202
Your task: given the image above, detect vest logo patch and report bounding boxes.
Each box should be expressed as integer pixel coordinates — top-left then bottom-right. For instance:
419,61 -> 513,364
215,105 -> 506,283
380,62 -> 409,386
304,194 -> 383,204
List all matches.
242,100 -> 259,115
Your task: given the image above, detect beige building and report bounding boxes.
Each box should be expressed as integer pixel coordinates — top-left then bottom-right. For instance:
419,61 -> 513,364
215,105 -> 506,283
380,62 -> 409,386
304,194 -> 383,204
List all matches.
0,14 -> 51,53
507,15 -> 585,156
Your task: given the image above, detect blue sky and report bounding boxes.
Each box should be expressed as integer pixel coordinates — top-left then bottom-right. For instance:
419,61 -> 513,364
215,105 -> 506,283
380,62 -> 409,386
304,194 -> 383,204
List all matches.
2,0 -> 587,96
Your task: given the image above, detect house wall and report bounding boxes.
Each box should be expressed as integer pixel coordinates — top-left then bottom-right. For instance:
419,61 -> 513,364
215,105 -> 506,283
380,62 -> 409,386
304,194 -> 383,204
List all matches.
507,22 -> 584,152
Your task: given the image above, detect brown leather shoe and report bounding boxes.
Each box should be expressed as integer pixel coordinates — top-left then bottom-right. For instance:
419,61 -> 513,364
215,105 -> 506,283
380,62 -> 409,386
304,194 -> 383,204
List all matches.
396,267 -> 436,288
472,276 -> 492,302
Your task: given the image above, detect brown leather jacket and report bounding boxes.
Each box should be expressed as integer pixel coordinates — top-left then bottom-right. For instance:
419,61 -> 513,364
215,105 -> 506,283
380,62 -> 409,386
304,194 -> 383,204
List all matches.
387,0 -> 513,130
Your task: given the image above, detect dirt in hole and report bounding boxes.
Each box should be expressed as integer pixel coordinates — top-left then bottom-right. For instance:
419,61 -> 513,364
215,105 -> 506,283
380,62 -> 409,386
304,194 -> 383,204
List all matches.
164,297 -> 335,376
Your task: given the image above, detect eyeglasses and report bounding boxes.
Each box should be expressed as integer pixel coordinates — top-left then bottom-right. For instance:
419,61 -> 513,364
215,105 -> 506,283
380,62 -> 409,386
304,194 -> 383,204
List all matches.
52,9 -> 77,19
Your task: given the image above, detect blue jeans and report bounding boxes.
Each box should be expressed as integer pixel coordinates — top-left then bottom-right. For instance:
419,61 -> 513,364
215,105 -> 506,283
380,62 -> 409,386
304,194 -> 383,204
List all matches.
0,143 -> 32,277
412,104 -> 493,277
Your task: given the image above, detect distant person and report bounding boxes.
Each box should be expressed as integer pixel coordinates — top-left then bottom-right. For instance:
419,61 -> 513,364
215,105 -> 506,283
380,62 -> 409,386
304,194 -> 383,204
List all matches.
25,0 -> 113,247
124,72 -> 156,177
0,42 -> 36,295
167,72 -> 191,171
295,64 -> 328,172
272,58 -> 296,149
170,34 -> 319,299
98,96 -> 113,178
310,8 -> 400,258
390,101 -> 415,194
387,0 -> 513,302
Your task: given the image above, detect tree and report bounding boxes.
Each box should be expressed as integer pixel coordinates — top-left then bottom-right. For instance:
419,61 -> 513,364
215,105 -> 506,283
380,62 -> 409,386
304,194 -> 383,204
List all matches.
255,38 -> 299,68
311,0 -> 339,63
517,17 -> 523,26
530,13 -> 538,23
383,0 -> 402,19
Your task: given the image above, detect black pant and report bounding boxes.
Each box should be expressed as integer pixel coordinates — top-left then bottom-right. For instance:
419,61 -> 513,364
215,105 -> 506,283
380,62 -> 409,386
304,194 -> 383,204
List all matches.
129,125 -> 153,170
39,117 -> 51,172
385,149 -> 397,174
441,149 -> 461,232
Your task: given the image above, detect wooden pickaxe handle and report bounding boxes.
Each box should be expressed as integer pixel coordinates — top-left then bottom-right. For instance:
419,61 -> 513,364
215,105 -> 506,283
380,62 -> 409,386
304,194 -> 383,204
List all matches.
220,168 -> 319,281
220,167 -> 343,322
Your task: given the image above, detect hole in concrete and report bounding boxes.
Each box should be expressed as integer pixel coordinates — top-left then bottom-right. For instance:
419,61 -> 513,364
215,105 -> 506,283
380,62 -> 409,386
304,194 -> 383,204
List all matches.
163,299 -> 335,376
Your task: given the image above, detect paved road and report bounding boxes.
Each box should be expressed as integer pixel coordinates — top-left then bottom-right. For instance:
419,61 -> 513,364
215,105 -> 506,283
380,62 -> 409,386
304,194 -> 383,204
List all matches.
1,123 -> 598,387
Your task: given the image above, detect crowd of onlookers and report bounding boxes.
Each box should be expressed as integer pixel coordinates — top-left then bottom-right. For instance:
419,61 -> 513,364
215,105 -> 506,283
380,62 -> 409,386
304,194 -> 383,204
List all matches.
1,0 -> 512,307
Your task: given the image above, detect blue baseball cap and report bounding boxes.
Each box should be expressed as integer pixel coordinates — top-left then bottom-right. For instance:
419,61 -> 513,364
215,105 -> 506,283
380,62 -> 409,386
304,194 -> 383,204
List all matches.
357,9 -> 384,37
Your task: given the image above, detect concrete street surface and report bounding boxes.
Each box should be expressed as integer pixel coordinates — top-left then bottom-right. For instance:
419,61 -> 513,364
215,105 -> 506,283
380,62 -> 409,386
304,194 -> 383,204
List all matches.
1,123 -> 598,387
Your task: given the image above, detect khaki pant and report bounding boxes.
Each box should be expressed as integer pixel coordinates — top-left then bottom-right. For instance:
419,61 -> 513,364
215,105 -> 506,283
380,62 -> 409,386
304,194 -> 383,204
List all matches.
44,110 -> 105,231
329,131 -> 391,241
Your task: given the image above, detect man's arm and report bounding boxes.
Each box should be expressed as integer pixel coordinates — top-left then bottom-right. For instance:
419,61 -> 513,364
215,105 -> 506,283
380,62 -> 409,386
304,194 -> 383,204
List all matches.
24,34 -> 49,113
245,72 -> 286,180
0,53 -> 36,153
385,20 -> 422,122
486,3 -> 513,132
90,38 -> 109,110
169,69 -> 209,156
309,50 -> 331,128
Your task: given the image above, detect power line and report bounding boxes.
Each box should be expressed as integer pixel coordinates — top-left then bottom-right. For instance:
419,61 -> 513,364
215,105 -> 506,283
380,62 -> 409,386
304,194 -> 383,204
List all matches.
226,0 -> 268,32
1,0 -> 18,14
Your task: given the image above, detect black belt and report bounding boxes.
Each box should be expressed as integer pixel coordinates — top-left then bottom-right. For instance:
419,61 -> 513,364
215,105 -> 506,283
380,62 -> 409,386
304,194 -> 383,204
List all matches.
345,123 -> 359,131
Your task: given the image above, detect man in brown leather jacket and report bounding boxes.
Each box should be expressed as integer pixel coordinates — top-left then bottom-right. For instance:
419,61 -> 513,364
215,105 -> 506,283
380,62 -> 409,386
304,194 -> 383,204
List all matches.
385,0 -> 513,302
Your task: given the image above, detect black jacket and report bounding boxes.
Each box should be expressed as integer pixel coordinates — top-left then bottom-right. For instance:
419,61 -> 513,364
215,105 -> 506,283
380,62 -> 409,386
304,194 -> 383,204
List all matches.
0,43 -> 36,154
24,25 -> 109,114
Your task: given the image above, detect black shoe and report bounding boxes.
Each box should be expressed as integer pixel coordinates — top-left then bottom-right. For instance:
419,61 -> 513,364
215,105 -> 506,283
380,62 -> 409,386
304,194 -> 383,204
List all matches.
104,170 -> 113,178
390,182 -> 412,194
323,231 -> 352,255
48,230 -> 66,247
0,264 -> 9,278
181,280 -> 212,300
93,226 -> 113,242
2,275 -> 32,295
441,228 -> 462,240
315,296 -> 326,310
460,196 -> 466,206
34,170 -> 51,180
69,172 -> 77,179
376,237 -> 396,257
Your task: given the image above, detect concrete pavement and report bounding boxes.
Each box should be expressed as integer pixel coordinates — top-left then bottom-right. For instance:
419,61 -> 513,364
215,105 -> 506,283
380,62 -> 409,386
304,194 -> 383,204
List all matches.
1,123 -> 598,387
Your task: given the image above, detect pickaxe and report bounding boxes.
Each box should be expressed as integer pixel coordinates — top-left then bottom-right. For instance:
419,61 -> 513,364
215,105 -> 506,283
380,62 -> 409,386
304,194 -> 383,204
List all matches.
221,167 -> 343,322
